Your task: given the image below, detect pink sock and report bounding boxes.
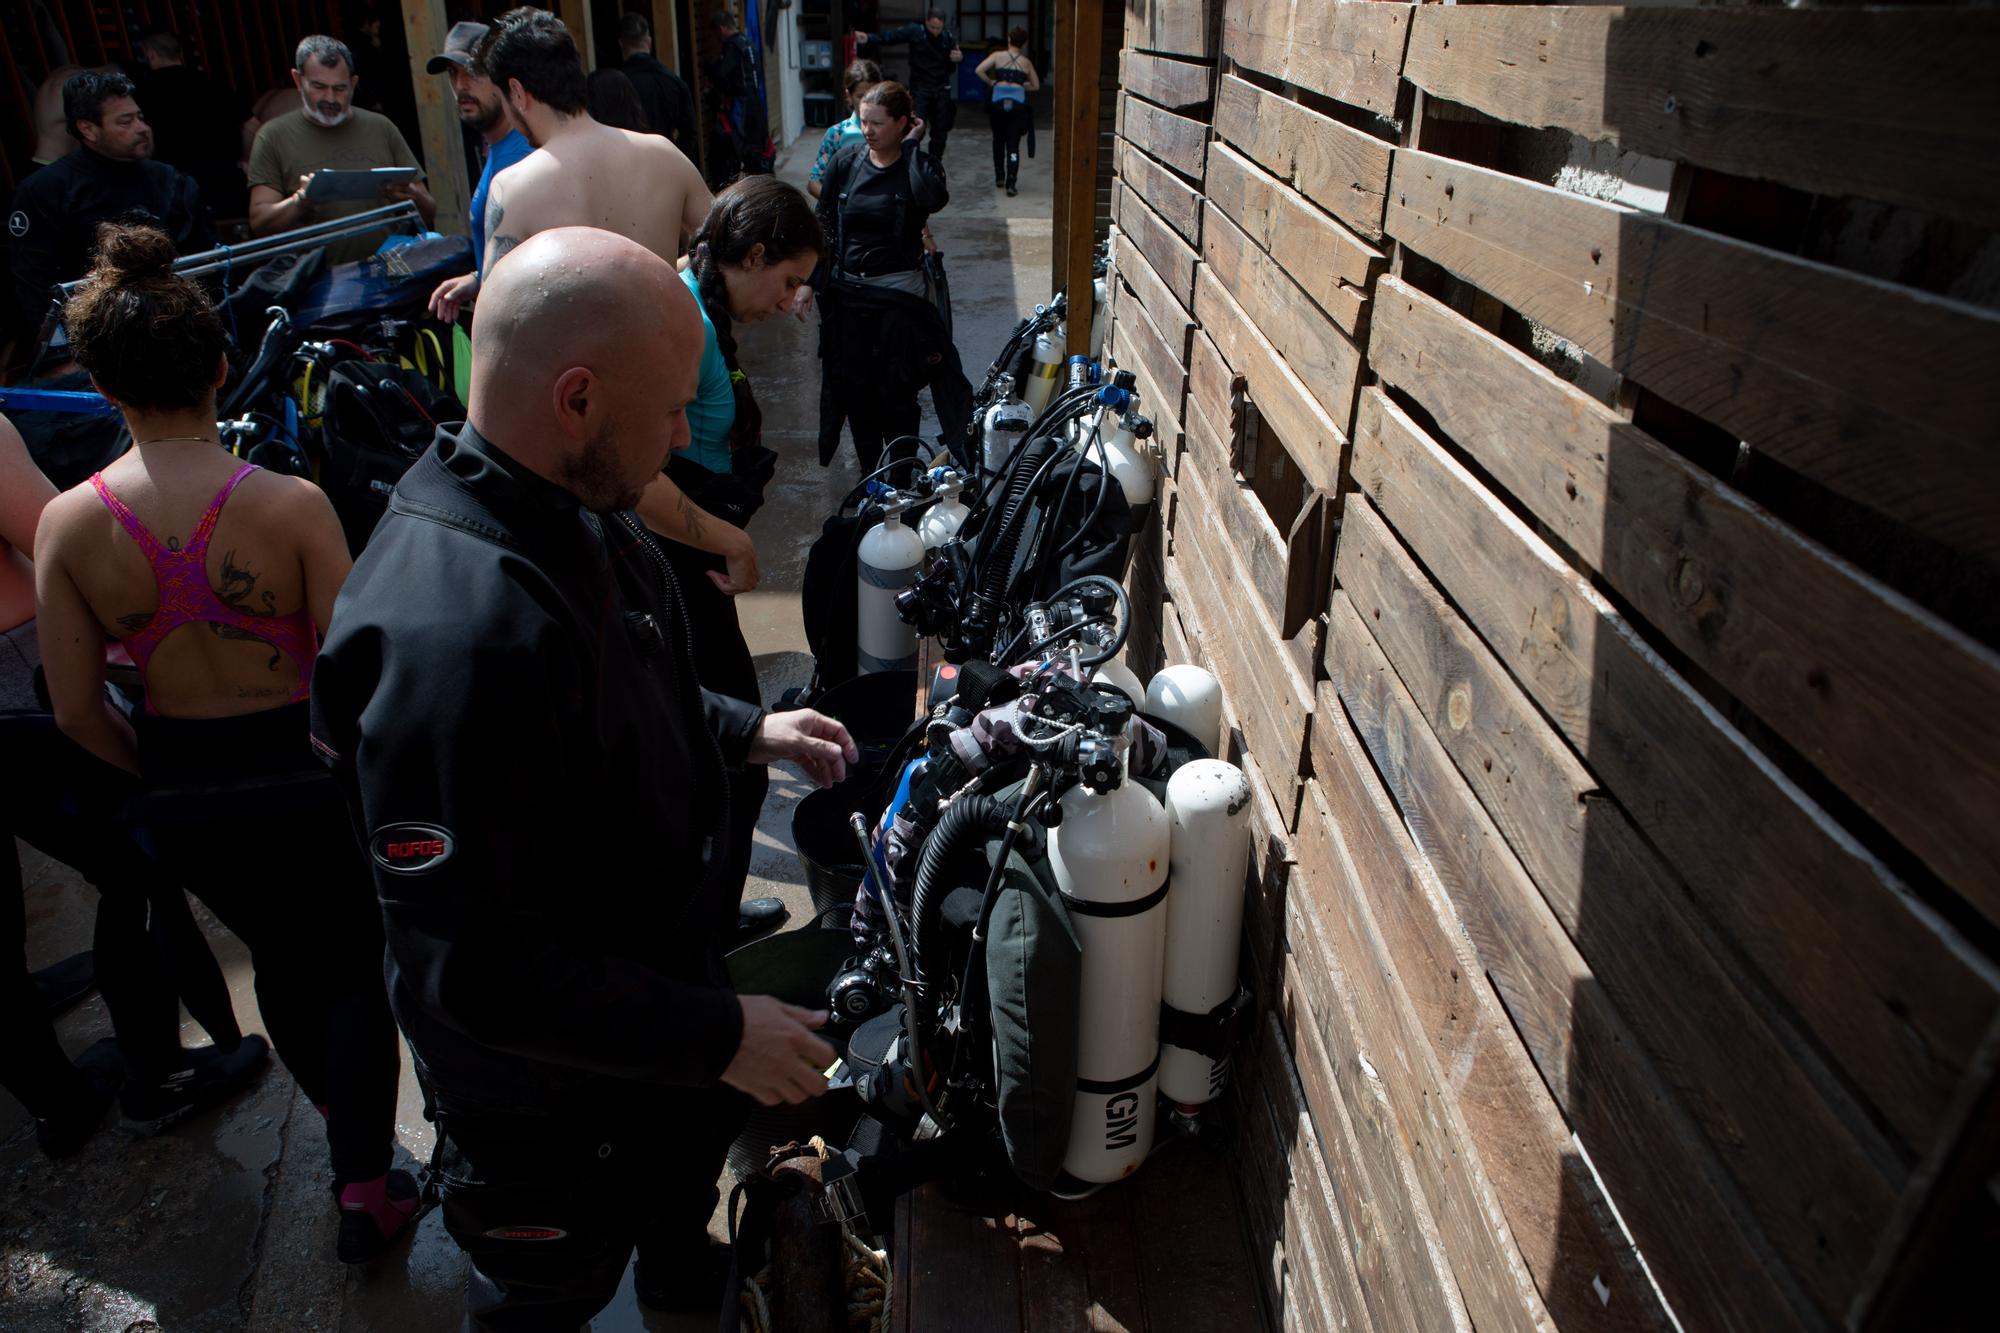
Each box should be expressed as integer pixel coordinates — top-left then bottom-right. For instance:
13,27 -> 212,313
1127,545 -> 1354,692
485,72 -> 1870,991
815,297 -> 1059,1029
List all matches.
339,1173 -> 418,1240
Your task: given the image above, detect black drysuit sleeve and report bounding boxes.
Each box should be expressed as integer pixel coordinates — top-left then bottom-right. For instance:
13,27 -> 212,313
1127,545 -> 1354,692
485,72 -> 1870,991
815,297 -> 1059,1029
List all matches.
312,574 -> 746,1088
903,141 -> 948,216
6,174 -> 64,334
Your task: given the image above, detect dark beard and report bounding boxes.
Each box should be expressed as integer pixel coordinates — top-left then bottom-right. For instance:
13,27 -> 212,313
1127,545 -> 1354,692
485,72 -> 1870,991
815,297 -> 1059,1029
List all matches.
558,422 -> 643,513
464,100 -> 504,135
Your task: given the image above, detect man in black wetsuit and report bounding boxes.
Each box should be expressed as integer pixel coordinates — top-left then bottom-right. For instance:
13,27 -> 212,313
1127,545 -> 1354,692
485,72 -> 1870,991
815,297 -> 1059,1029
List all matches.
311,226 -> 858,1329
617,11 -> 698,158
859,9 -> 964,161
7,71 -> 213,336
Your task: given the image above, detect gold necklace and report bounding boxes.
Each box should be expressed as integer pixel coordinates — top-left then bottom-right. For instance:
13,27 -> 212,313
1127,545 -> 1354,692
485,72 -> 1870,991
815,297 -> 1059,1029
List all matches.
133,435 -> 218,447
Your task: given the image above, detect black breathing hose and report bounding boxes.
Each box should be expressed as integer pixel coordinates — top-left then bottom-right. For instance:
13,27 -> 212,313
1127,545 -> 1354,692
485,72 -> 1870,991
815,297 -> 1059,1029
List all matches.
969,434 -> 1057,618
911,794 -> 1013,986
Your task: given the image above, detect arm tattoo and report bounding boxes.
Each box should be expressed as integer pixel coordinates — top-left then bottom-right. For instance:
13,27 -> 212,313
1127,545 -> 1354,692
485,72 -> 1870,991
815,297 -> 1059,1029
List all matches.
674,485 -> 710,544
485,194 -> 517,269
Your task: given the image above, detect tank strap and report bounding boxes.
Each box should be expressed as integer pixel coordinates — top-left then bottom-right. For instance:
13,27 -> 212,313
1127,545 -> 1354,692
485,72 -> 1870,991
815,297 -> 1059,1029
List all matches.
1060,878 -> 1170,918
1160,984 -> 1254,1062
1076,1050 -> 1161,1096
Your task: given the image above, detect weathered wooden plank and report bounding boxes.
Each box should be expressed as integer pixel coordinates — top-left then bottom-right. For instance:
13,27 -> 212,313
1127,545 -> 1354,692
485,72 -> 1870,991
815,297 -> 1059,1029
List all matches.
1852,1018 -> 2000,1333
1384,151 -> 2000,560
1194,267 -> 1347,495
1350,387 -> 2000,1151
1369,275 -> 2000,930
1291,762 -> 1613,1332
1119,49 -> 1214,115
1403,4 -> 2000,228
1124,0 -> 1220,59
1117,137 -> 1203,247
1162,473 -> 1311,821
1336,496 -> 1905,1296
1249,1012 -> 1374,1333
1186,329 -> 1236,441
1182,407 -> 1304,670
1200,203 -> 1364,436
1110,229 -> 1192,363
1224,0 -> 1410,117
1331,591 -> 1838,1326
1113,336 -> 1184,485
898,1186 -> 1022,1333
1128,1139 -> 1277,1333
1275,957 -> 1472,1333
1115,182 -> 1198,310
1213,74 -> 1391,240
1110,275 -> 1188,418
1203,142 -> 1382,337
1117,91 -> 1209,181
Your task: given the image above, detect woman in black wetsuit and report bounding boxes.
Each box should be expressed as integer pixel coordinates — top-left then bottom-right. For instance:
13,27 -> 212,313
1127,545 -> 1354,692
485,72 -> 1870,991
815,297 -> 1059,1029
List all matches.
814,81 -> 972,472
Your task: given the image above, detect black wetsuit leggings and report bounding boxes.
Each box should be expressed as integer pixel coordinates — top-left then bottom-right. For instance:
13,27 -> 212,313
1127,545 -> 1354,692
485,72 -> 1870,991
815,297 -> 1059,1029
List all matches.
660,534 -> 769,910
989,102 -> 1031,185
0,710 -> 237,1117
133,703 -> 400,1184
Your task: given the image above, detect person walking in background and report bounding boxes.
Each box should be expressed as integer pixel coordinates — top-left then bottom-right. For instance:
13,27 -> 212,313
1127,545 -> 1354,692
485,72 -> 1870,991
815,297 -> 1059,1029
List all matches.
587,68 -> 651,132
814,82 -> 972,471
707,10 -> 771,184
976,27 -> 1040,196
808,59 -> 882,199
423,21 -> 533,325
617,11 -> 698,158
135,32 -> 255,220
858,9 -> 963,161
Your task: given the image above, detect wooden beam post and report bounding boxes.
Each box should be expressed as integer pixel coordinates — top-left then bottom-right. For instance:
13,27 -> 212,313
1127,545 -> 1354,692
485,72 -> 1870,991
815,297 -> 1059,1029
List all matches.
559,0 -> 597,71
1051,0 -> 1074,301
1059,0 -> 1106,357
401,0 -> 472,240
651,0 -> 681,72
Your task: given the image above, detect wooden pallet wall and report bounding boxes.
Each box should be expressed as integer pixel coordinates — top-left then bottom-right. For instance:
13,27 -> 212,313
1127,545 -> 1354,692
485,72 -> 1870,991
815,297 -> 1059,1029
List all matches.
1103,3 -> 2000,1330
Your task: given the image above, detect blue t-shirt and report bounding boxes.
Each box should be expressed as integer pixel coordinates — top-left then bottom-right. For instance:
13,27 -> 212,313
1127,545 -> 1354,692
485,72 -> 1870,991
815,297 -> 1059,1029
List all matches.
678,265 -> 736,474
471,129 -> 532,274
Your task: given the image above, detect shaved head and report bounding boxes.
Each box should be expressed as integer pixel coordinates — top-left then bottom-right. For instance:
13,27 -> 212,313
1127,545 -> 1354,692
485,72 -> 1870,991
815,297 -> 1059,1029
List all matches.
469,227 -> 704,511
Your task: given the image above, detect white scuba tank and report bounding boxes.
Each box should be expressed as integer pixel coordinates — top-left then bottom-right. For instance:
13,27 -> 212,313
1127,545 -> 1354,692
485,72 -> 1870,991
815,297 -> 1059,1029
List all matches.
919,492 -> 969,548
1160,760 -> 1253,1107
982,377 -> 1034,476
1077,409 -> 1156,509
1021,328 -> 1063,415
1052,756 -> 1171,1184
856,512 -> 924,673
1146,665 -> 1224,755
1091,657 -> 1146,708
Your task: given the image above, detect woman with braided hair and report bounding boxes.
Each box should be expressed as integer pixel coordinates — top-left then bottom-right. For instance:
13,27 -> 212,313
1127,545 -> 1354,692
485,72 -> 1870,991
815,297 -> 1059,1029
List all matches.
646,174 -> 824,910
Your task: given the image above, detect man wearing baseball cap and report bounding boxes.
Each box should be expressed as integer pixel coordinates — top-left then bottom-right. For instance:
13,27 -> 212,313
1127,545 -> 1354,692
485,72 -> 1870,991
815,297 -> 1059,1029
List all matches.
425,21 -> 533,324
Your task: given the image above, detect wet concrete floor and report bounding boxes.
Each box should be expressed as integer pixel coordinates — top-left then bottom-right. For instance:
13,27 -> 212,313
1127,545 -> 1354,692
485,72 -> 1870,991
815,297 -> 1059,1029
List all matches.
0,127 -> 1051,1331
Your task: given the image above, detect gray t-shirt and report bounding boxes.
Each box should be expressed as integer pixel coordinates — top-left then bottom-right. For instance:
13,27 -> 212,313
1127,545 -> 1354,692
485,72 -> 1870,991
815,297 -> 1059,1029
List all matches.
247,107 -> 423,262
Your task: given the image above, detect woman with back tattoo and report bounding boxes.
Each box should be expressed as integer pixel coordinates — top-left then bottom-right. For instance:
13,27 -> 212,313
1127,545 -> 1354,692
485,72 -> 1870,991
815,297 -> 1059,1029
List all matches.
34,223 -> 416,1264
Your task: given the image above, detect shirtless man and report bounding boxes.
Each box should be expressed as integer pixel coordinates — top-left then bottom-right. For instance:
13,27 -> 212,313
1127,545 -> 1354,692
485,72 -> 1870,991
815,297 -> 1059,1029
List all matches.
475,8 -> 760,590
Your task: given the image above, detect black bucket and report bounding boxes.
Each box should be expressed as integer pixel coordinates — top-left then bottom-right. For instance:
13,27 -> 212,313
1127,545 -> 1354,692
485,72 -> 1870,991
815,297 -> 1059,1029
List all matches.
807,668 -> 922,771
791,669 -> 919,917
793,783 -> 875,918
724,920 -> 868,1180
